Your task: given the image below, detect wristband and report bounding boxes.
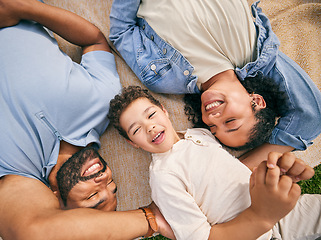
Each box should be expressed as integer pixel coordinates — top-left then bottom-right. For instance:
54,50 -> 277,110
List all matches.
139,207 -> 158,238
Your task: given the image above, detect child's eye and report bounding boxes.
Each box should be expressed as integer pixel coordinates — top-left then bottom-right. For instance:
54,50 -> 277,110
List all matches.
133,127 -> 141,135
148,111 -> 156,118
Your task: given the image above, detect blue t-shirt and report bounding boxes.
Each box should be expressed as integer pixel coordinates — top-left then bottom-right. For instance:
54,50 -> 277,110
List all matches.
0,21 -> 121,186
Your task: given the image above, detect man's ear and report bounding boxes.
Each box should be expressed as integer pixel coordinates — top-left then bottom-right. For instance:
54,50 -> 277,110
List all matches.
251,94 -> 266,109
53,190 -> 67,209
161,104 -> 169,117
126,139 -> 140,148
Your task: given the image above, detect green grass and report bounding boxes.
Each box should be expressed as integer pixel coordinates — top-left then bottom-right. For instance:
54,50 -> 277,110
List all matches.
298,163 -> 321,194
146,164 -> 321,240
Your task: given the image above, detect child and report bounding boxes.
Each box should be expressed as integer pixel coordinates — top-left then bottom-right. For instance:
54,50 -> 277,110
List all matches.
108,85 -> 321,240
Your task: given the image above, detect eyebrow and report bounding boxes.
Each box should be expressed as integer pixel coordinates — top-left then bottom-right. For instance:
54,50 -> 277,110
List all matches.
127,106 -> 155,134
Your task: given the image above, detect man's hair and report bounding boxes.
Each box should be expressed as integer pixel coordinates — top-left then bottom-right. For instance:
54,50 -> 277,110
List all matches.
108,86 -> 162,140
184,73 -> 288,151
56,146 -> 107,207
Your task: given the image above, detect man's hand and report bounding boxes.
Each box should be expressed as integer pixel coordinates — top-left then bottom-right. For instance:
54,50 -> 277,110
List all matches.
0,0 -> 33,28
266,152 -> 315,182
249,161 -> 301,228
148,202 -> 176,239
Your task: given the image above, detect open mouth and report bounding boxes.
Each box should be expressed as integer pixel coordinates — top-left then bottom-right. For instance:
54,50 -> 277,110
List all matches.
152,131 -> 165,143
205,100 -> 223,111
82,158 -> 103,177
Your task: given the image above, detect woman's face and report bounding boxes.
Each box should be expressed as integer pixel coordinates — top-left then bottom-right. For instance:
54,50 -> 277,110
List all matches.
201,75 -> 260,148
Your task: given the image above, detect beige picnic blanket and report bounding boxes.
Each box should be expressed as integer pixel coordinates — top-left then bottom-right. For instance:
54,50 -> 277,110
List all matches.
43,0 -> 321,212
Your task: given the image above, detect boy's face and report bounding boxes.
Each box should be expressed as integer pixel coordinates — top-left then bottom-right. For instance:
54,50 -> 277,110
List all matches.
119,98 -> 180,153
201,75 -> 265,148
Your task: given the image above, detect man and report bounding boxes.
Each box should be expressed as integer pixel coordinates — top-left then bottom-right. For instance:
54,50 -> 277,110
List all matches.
0,0 -> 173,239
109,0 -> 321,169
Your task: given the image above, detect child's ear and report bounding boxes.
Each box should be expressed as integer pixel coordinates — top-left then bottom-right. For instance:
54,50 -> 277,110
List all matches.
161,104 -> 169,117
126,139 -> 140,149
251,94 -> 266,109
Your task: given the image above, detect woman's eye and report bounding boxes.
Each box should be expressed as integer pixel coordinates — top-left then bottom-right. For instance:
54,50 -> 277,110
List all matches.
148,111 -> 156,118
225,119 -> 235,124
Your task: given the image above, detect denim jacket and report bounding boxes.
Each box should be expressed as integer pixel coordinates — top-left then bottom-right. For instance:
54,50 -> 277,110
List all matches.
110,0 -> 321,150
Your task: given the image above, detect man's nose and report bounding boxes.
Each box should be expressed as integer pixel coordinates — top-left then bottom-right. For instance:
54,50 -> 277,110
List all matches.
94,171 -> 107,183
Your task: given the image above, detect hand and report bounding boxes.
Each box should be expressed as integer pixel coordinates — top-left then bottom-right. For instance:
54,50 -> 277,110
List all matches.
249,161 -> 301,228
0,0 -> 29,28
148,202 -> 176,240
266,152 -> 314,182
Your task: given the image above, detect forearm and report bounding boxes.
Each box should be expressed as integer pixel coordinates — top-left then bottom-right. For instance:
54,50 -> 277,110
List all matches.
31,209 -> 149,240
8,0 -> 109,52
208,207 -> 272,240
239,143 -> 294,171
109,0 -> 140,53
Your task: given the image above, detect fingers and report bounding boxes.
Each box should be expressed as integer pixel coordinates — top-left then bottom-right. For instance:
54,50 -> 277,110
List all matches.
266,152 -> 283,169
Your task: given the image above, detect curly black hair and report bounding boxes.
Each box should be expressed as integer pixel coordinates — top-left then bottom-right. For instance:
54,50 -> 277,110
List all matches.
108,86 -> 162,140
184,73 -> 288,151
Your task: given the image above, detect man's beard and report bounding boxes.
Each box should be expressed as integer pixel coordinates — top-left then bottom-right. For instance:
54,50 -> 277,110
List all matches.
56,146 -> 107,206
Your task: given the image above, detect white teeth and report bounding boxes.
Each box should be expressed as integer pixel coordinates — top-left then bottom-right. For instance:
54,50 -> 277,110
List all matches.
153,132 -> 161,142
84,163 -> 100,175
205,101 -> 221,111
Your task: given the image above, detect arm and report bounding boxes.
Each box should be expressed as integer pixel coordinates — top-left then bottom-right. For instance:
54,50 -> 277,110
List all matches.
239,143 -> 294,170
0,175 -> 152,240
0,0 -> 110,54
208,161 -> 301,240
109,0 -> 140,55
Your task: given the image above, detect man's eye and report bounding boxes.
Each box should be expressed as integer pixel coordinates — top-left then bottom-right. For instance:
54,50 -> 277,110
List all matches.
148,111 -> 156,118
88,192 -> 98,200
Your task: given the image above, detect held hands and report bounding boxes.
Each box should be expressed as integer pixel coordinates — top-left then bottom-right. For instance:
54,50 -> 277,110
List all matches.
249,160 -> 301,228
266,152 -> 315,182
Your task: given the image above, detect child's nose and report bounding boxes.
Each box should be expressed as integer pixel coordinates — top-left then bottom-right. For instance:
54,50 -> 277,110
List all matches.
148,125 -> 156,132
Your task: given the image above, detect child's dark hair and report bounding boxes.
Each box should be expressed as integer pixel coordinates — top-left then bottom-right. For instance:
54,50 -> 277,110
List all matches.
184,73 -> 288,151
108,86 -> 162,140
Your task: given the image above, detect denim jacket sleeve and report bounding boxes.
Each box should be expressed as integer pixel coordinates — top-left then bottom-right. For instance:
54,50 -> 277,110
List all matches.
109,0 -> 199,94
236,2 -> 321,150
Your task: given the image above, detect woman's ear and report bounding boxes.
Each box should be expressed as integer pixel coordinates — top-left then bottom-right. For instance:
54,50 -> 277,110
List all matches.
126,139 -> 140,149
251,94 -> 266,109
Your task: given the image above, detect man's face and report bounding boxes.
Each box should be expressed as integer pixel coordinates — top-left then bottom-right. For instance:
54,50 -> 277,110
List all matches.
57,147 -> 117,211
119,98 -> 180,153
201,78 -> 257,148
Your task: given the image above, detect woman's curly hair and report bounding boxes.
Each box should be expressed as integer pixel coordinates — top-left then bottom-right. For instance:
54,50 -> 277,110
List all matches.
184,73 -> 288,150
108,86 -> 162,140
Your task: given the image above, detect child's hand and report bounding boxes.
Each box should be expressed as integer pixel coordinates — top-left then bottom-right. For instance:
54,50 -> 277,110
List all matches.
266,152 -> 314,182
249,161 -> 301,228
